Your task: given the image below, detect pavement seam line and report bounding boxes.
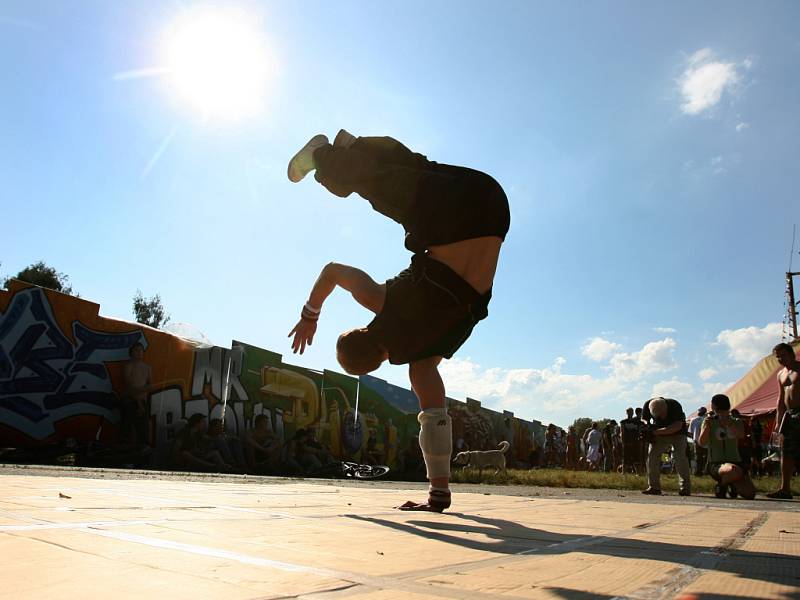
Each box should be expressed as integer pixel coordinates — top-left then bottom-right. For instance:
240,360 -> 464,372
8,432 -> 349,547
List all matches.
70,525 -> 532,600
388,505 -> 711,582
621,510 -> 771,600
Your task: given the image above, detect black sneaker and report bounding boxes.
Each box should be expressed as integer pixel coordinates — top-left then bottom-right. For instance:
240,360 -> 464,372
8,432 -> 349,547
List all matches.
728,487 -> 738,499
678,489 -> 691,497
641,487 -> 662,495
714,484 -> 727,499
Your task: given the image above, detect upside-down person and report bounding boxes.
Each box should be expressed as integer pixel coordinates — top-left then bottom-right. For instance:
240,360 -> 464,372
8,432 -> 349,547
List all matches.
287,130 -> 510,512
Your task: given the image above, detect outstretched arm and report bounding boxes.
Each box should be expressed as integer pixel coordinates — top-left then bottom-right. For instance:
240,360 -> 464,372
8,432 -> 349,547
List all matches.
288,262 -> 385,354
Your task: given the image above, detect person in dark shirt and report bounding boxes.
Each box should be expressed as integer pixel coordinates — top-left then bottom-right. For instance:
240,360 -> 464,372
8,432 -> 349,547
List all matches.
620,407 -> 643,474
286,131 -> 510,513
602,421 -> 616,472
640,397 -> 691,496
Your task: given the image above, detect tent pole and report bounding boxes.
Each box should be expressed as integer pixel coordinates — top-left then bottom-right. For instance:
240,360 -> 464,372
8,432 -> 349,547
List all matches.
788,272 -> 799,341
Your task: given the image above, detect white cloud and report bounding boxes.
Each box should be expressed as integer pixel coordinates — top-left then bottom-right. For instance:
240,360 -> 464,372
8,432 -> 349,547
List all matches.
702,381 -> 734,397
651,378 -> 694,400
608,337 -> 678,381
581,337 -> 622,362
438,356 -> 631,424
653,326 -> 676,334
698,367 -> 718,381
679,48 -> 743,115
715,322 -> 783,365
736,122 -> 749,132
711,156 -> 723,165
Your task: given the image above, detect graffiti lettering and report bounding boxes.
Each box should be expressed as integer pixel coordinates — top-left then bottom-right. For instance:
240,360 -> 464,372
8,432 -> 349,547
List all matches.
0,288 -> 143,440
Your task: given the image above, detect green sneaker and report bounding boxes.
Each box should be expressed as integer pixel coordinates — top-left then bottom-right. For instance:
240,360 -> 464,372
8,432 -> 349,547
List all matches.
287,134 -> 328,182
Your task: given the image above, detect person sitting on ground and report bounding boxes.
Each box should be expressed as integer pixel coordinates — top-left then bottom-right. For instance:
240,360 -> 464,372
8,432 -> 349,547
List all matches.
207,418 -> 246,470
303,427 -> 336,467
399,435 -> 425,477
362,428 -> 385,466
699,394 -> 756,500
245,415 -> 282,473
172,414 -> 232,472
284,428 -> 329,474
767,342 -> 800,499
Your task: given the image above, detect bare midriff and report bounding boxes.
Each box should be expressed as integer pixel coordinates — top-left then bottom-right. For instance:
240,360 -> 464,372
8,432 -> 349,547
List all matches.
426,236 -> 503,295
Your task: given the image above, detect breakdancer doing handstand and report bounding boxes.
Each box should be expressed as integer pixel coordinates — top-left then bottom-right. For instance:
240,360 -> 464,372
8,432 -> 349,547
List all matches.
287,130 -> 510,511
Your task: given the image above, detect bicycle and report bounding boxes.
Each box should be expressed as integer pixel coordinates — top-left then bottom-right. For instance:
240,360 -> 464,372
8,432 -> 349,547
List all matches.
307,460 -> 390,480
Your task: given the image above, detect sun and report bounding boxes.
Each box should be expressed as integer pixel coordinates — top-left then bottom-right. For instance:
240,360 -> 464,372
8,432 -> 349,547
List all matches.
162,7 -> 272,120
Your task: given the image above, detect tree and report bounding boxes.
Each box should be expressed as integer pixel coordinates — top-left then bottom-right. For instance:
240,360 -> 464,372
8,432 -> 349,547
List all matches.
571,417 -> 593,440
4,260 -> 75,295
133,290 -> 170,328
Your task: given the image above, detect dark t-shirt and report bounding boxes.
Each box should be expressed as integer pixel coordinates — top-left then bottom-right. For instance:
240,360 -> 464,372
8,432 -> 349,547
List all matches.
620,417 -> 642,443
641,398 -> 687,434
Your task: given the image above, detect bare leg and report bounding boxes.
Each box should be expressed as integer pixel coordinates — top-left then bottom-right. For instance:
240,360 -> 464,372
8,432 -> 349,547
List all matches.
780,456 -> 795,494
399,357 -> 451,512
719,464 -> 756,500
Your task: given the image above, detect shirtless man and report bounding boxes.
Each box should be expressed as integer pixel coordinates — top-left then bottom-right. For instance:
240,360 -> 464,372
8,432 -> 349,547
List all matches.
767,342 -> 800,499
121,342 -> 152,444
287,130 -> 510,511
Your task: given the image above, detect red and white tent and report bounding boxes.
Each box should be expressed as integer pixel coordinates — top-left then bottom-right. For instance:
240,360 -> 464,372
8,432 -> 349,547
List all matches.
723,341 -> 799,417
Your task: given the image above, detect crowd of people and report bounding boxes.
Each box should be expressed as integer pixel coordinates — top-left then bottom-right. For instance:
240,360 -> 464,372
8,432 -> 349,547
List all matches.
532,340 -> 800,501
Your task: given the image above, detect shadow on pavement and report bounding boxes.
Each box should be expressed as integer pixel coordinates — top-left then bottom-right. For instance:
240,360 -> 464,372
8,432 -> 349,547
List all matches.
347,511 -> 800,589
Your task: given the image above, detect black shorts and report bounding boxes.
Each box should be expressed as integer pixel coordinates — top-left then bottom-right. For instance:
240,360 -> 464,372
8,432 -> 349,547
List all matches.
313,137 -> 510,253
780,409 -> 800,462
405,164 -> 510,252
368,254 -> 490,364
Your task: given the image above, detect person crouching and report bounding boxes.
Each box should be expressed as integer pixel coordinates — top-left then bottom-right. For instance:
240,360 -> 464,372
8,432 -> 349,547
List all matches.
699,394 -> 756,500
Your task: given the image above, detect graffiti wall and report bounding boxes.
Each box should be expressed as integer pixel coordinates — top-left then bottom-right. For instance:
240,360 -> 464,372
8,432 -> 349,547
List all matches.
1,280 -> 545,472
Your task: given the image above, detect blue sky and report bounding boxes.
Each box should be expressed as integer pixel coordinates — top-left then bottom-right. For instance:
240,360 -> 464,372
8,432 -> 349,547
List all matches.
2,1 -> 798,427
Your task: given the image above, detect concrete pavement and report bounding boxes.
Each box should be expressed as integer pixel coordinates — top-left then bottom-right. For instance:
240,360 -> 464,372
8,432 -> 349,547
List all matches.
1,470 -> 798,599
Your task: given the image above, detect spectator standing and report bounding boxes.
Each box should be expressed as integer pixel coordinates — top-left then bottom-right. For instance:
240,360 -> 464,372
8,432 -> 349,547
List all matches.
602,421 -> 615,472
641,397 -> 691,496
751,417 -> 764,476
620,408 -> 642,474
767,343 -> 800,499
121,342 -> 152,445
565,426 -> 578,470
731,409 -> 752,473
689,407 -> 708,476
584,423 -> 601,471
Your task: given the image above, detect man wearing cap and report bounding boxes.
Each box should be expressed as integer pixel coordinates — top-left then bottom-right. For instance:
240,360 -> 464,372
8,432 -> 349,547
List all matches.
689,406 -> 708,476
640,397 -> 691,496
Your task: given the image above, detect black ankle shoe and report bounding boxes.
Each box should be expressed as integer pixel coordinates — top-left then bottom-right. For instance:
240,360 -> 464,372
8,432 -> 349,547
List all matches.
715,484 -> 727,499
728,486 -> 738,499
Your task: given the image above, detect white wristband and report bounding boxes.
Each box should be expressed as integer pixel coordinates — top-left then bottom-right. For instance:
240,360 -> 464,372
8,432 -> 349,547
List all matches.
304,302 -> 321,314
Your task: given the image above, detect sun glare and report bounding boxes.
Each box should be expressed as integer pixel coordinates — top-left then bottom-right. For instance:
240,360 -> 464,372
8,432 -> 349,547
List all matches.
163,7 -> 272,120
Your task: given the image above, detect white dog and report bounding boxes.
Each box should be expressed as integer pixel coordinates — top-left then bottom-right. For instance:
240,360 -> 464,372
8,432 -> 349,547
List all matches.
452,441 -> 511,477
